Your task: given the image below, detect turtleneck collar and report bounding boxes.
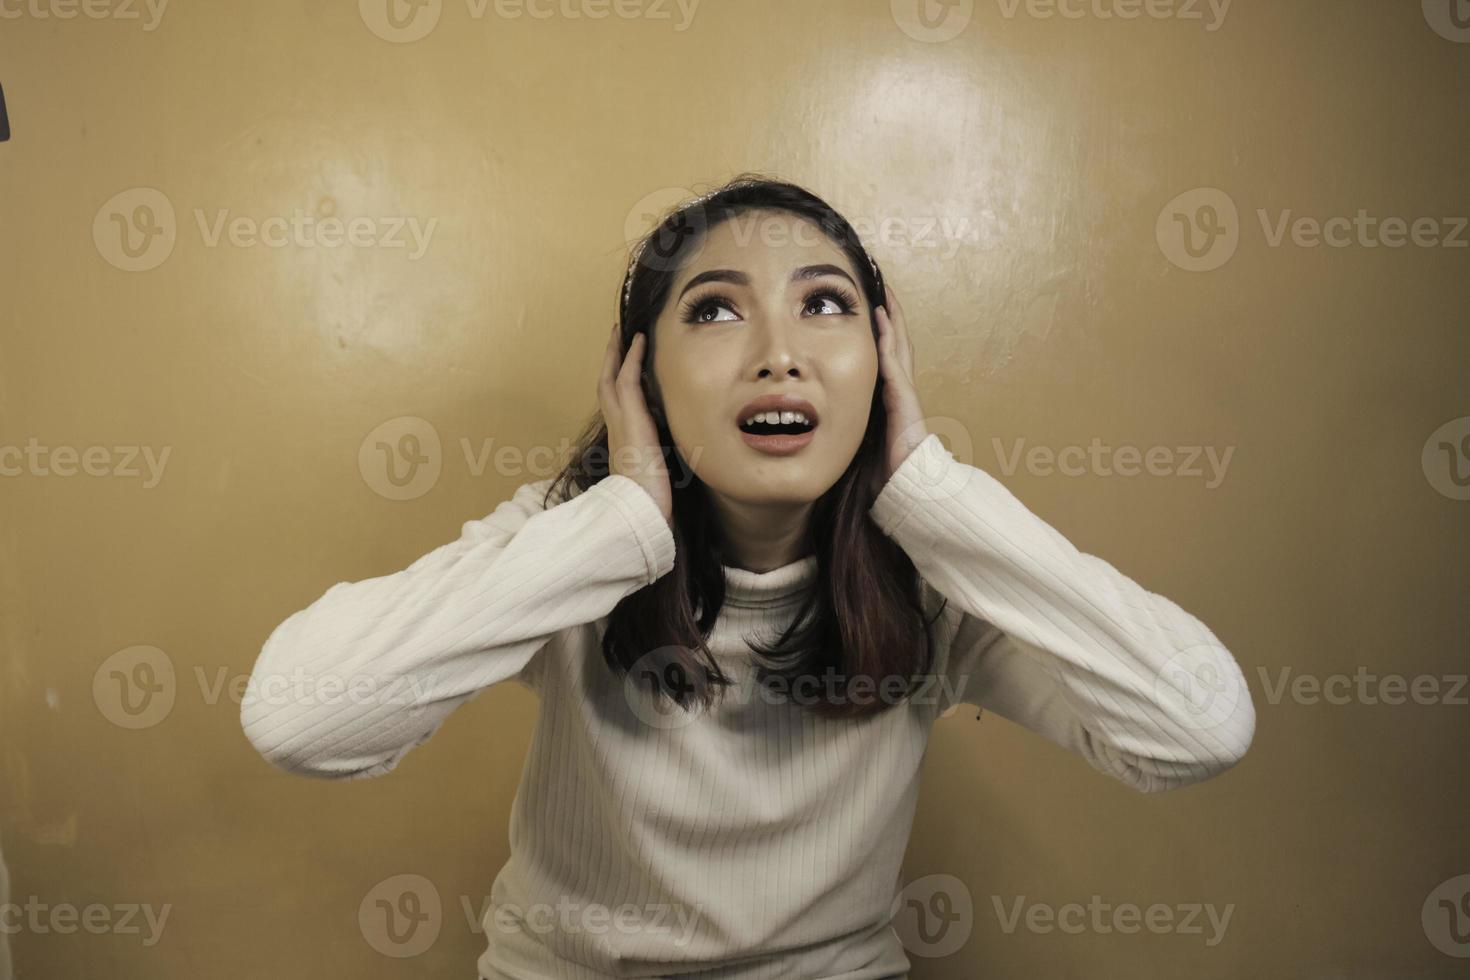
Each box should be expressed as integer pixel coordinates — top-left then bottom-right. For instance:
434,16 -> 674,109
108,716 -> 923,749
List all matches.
721,554 -> 818,608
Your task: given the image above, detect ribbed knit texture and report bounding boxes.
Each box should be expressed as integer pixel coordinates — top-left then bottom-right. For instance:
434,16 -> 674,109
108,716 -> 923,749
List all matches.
241,433 -> 1255,979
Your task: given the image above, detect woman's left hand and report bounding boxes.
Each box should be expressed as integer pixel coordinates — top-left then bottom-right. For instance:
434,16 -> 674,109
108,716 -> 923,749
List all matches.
876,282 -> 930,483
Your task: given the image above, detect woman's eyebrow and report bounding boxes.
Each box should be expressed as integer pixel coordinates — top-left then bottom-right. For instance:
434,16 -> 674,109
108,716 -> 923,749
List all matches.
676,264 -> 858,302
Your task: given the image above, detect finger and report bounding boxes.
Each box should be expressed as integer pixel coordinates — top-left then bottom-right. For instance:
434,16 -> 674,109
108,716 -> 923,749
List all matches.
884,284 -> 908,341
884,285 -> 915,375
616,331 -> 645,392
885,281 -> 906,324
886,314 -> 913,384
600,323 -> 623,402
896,318 -> 913,377
876,307 -> 900,381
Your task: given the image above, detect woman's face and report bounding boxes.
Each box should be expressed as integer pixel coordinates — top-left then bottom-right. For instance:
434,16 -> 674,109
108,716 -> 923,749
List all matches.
648,209 -> 879,509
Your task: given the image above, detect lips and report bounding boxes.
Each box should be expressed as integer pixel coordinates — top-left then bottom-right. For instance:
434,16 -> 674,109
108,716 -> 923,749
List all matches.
739,426 -> 815,456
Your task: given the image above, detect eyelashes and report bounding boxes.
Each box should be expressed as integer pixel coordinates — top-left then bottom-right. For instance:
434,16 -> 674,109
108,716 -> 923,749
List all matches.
678,284 -> 861,324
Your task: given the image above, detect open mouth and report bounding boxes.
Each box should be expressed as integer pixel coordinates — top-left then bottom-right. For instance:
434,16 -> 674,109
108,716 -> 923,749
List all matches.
737,415 -> 817,437
737,411 -> 818,455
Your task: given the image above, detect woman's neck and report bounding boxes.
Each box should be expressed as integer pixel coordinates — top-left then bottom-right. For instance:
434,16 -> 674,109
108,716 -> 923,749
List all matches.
710,494 -> 815,574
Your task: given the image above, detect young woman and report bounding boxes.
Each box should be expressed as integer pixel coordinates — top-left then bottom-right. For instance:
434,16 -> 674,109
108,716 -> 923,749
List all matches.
241,175 -> 1255,980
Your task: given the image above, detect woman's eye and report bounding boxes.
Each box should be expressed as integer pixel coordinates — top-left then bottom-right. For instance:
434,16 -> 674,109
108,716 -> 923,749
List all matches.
691,299 -> 738,323
682,287 -> 855,323
803,288 -> 856,316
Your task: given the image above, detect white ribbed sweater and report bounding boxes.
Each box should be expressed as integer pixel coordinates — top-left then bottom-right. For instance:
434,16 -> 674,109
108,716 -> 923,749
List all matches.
240,433 -> 1255,980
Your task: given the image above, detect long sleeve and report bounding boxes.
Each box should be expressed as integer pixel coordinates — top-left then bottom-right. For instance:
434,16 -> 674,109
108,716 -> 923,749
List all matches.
870,433 -> 1255,794
240,474 -> 676,780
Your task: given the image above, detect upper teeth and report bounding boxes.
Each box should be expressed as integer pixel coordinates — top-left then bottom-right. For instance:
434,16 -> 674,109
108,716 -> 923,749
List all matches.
744,410 -> 812,426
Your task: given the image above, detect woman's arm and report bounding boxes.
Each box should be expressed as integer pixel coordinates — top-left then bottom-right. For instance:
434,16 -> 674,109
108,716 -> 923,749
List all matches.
239,474 -> 675,780
870,433 -> 1255,794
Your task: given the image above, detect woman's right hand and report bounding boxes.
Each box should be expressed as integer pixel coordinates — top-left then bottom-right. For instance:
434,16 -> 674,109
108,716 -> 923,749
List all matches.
599,323 -> 673,528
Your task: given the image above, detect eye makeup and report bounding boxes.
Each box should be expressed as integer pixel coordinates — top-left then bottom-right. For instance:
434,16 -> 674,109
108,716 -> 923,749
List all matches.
678,284 -> 861,325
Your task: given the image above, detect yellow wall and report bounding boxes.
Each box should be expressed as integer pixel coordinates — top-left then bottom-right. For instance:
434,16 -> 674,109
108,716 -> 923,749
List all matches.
2,1 -> 1468,977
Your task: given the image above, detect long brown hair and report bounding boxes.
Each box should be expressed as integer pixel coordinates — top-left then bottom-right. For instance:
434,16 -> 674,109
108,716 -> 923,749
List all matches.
545,173 -> 947,719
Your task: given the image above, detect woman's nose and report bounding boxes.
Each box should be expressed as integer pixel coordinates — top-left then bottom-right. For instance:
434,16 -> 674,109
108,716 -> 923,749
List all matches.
748,312 -> 806,377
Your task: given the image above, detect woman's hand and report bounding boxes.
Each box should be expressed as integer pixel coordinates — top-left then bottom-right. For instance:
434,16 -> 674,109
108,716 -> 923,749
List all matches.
600,324 -> 674,527
875,283 -> 930,484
